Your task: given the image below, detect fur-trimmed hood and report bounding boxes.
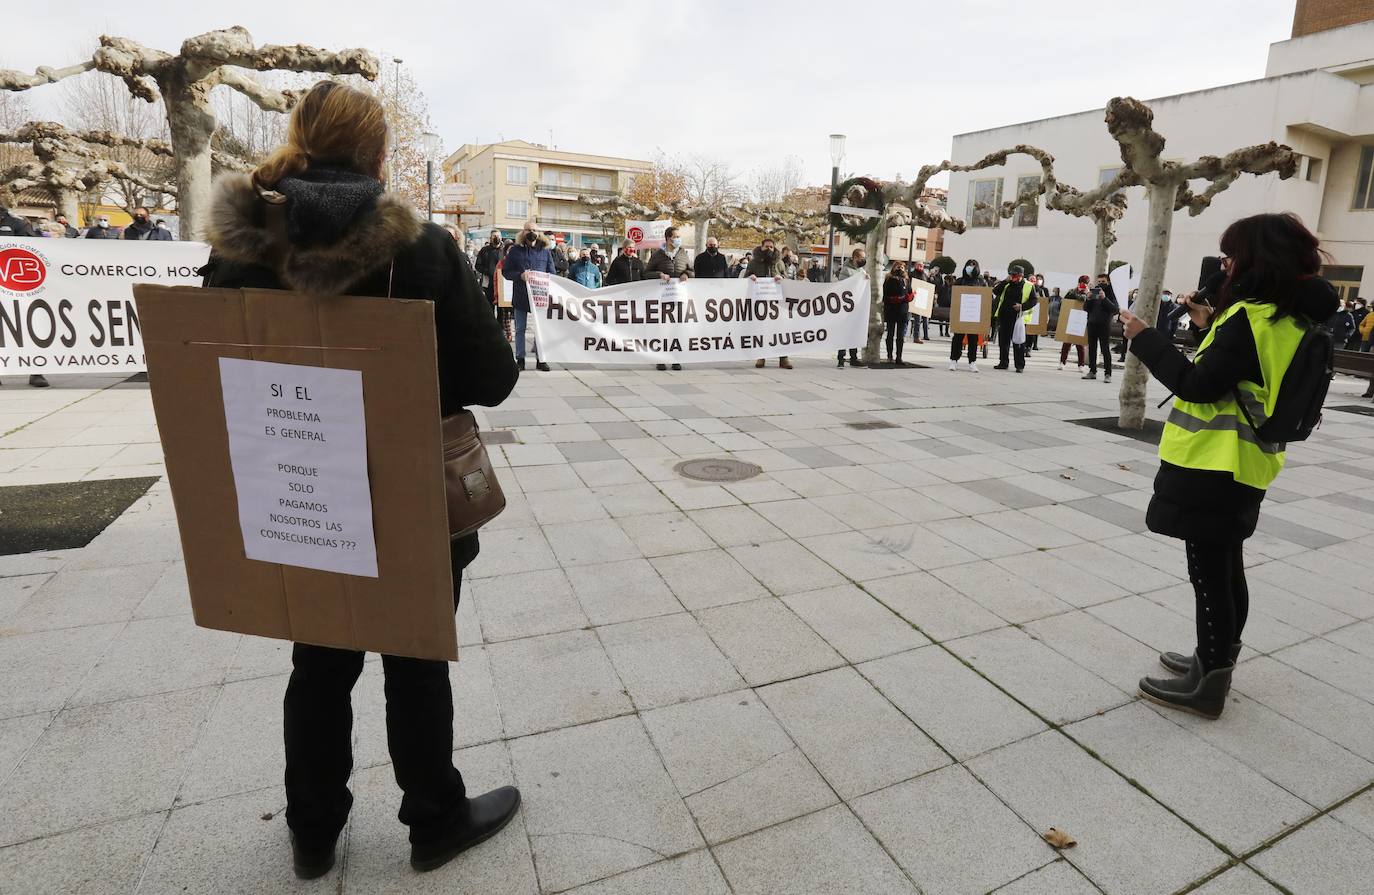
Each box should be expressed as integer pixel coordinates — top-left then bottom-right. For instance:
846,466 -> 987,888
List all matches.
206,171 -> 424,295
514,221 -> 553,250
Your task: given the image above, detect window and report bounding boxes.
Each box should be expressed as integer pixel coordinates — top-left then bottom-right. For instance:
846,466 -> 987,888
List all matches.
1354,146 -> 1373,210
967,178 -> 1003,228
1304,156 -> 1322,183
560,171 -> 575,187
506,165 -> 528,185
580,173 -> 595,188
595,174 -> 612,191
506,199 -> 528,218
917,239 -> 927,251
1012,175 -> 1041,227
899,238 -> 909,249
541,169 -> 558,186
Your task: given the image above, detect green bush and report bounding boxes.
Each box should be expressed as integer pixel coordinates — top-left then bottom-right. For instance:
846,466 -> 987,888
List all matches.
1008,258 -> 1035,275
1108,260 -> 1128,273
929,255 -> 956,275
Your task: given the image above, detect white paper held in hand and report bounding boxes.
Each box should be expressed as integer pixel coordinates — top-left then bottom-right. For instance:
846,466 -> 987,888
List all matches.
958,293 -> 983,323
1065,308 -> 1089,338
219,357 -> 379,578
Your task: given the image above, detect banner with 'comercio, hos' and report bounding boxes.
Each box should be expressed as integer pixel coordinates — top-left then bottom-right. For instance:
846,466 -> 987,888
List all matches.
526,271 -> 870,365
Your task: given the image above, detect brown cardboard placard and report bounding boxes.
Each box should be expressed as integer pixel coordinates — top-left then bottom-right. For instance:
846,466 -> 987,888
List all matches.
1023,296 -> 1049,336
950,286 -> 993,335
134,284 -> 458,661
1054,297 -> 1089,346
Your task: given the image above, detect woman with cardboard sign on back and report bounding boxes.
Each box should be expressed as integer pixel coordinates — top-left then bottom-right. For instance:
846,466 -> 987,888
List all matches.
1118,213 -> 1338,720
200,81 -> 521,878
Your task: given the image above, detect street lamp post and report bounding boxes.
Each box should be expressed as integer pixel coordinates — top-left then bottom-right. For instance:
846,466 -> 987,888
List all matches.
422,131 -> 441,221
825,134 -> 845,282
387,57 -> 403,191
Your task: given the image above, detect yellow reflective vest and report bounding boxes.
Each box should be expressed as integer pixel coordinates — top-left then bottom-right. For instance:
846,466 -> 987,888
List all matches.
1158,301 -> 1306,491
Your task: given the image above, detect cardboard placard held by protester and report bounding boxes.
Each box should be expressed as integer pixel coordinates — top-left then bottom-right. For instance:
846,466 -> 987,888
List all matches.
910,278 -> 935,318
134,284 -> 458,661
950,286 -> 993,335
1054,297 -> 1089,347
1023,296 -> 1049,336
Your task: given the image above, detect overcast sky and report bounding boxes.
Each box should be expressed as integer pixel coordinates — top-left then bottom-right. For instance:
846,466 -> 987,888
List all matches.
6,0 -> 1296,188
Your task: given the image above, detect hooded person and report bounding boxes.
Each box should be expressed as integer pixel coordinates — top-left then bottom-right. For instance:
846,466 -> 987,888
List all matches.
991,264 -> 1037,372
501,221 -> 556,371
198,80 -> 521,878
948,259 -> 983,371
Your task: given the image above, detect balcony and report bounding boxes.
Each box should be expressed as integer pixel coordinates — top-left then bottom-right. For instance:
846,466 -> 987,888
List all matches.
533,183 -> 618,200
536,216 -> 608,231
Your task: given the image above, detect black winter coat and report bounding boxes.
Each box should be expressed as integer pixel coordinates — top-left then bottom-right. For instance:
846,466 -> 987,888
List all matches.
200,169 -> 519,570
882,276 -> 910,323
1129,277 -> 1339,542
693,249 -> 728,278
1083,288 -> 1119,328
606,253 -> 644,286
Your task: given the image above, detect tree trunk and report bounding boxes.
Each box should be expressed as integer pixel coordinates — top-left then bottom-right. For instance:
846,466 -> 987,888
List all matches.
862,225 -> 886,365
53,188 -> 79,224
1117,180 -> 1178,429
693,215 -> 710,255
164,78 -> 216,242
1093,216 -> 1111,277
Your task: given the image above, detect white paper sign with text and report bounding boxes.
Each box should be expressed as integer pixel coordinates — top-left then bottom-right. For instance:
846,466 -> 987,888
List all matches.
0,239 -> 210,375
219,358 -> 378,578
527,272 -> 871,365
1064,308 -> 1089,338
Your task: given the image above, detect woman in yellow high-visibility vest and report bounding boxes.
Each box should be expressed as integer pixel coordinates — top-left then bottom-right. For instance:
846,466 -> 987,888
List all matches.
1118,213 -> 1338,719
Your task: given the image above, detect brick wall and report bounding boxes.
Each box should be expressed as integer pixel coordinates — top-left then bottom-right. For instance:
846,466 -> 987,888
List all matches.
1291,0 -> 1374,37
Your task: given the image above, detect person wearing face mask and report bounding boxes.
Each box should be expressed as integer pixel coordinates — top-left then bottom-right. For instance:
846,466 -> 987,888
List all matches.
83,215 -> 117,239
501,221 -> 556,372
645,226 -> 692,371
53,213 -> 79,238
123,206 -> 155,240
475,231 -> 503,306
746,238 -> 790,369
991,265 -> 1037,372
948,259 -> 983,372
569,248 -> 602,288
836,248 -> 866,367
693,236 -> 728,278
147,218 -> 174,241
729,252 -> 751,279
606,239 -> 644,286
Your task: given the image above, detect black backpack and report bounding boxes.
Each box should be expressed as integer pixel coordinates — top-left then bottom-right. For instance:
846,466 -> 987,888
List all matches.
1235,323 -> 1333,445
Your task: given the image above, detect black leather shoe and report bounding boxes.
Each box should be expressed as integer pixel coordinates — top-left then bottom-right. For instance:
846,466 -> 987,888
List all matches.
410,786 -> 521,873
1160,642 -> 1241,675
656,364 -> 667,371
536,362 -> 551,372
671,364 -> 681,371
837,358 -> 845,368
517,358 -> 527,371
1139,654 -> 1233,719
291,832 -> 338,880
29,374 -> 50,388
992,364 -> 1009,370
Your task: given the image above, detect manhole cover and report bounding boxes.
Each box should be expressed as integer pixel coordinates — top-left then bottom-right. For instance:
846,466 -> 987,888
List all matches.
675,458 -> 763,483
845,421 -> 899,430
1332,405 -> 1374,417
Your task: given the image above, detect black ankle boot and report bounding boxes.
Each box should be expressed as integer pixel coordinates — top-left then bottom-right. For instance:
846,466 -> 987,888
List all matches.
291,832 -> 338,880
410,786 -> 521,872
1139,653 -> 1234,719
1160,642 -> 1242,675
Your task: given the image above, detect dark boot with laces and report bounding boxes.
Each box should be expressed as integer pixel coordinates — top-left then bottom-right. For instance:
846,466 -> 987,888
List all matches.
1139,652 -> 1234,719
1159,642 -> 1242,675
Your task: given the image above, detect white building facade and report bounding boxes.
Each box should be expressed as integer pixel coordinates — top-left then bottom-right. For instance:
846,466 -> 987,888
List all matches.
944,18 -> 1374,302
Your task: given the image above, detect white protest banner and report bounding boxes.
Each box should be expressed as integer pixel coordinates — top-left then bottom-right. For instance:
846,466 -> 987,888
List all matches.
219,357 -> 379,578
624,219 -> 671,250
0,238 -> 210,375
527,272 -> 870,365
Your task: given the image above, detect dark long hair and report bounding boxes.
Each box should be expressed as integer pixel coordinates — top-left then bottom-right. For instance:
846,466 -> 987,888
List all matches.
1217,213 -> 1326,320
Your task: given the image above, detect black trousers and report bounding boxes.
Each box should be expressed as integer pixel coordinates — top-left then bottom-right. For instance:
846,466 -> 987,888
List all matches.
995,315 -> 1025,369
949,332 -> 977,363
1086,324 -> 1112,375
284,546 -> 469,848
885,313 -> 908,360
1185,540 -> 1249,672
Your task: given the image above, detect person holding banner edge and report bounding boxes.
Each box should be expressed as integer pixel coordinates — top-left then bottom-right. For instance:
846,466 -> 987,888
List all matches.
503,221 -> 555,372
199,80 -> 523,877
645,225 -> 692,370
747,238 -> 791,369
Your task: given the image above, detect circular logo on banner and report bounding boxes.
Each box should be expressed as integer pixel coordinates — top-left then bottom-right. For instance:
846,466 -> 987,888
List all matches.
627,226 -> 644,244
0,245 -> 48,295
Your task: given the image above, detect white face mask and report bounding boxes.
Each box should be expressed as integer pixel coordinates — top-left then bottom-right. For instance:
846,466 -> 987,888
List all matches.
964,265 -> 974,274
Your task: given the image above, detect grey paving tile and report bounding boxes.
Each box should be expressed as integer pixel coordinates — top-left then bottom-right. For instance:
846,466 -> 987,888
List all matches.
1273,638 -> 1374,706
0,812 -> 164,895
543,519 -> 641,568
727,540 -> 846,596
970,730 -> 1227,895
466,526 -> 559,579
70,615 -> 237,708
781,584 -> 929,663
862,524 -> 980,571
797,531 -> 919,582
780,446 -> 854,468
563,851 -> 730,895
759,667 -> 947,799
713,805 -> 918,895
686,506 -> 788,548
1024,609 -> 1161,692
651,548 -> 769,610
565,558 -> 681,626
471,568 -> 588,642
1253,514 -> 1343,549
556,440 -> 624,463
1234,656 -> 1374,764
0,712 -> 50,784
1250,816 -> 1374,895
599,613 -> 745,710
853,765 -> 1055,895
993,860 -> 1101,894
591,421 -> 648,440
0,687 -> 215,846
487,410 -> 538,427
7,562 -> 169,634
0,623 -> 124,719
1047,542 -> 1183,595
656,404 -> 707,419
486,629 -> 632,737
177,673 -> 285,803
934,561 -> 1076,625
696,598 -> 843,686
1068,703 -> 1312,853
862,572 -> 1007,642
1061,495 -> 1148,532
509,716 -> 704,892
960,477 -> 1053,509
1331,788 -> 1374,842
859,646 -> 1047,760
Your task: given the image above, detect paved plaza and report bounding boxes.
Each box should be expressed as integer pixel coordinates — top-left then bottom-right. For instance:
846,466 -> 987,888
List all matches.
2,338 -> 1373,895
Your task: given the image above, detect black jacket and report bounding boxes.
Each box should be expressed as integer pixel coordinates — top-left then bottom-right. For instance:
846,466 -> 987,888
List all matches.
475,241 -> 502,278
84,226 -> 118,239
882,276 -> 910,323
693,248 -> 728,278
992,278 -> 1037,319
124,219 -> 155,240
1083,287 -> 1119,328
606,252 -> 644,286
0,211 -> 34,236
955,260 -> 982,288
199,169 -> 519,570
1129,277 -> 1339,541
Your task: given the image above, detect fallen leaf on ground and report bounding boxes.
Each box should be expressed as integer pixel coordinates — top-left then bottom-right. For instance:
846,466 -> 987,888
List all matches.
1060,474 -> 1075,480
1043,827 -> 1077,849
1116,463 -> 1130,470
